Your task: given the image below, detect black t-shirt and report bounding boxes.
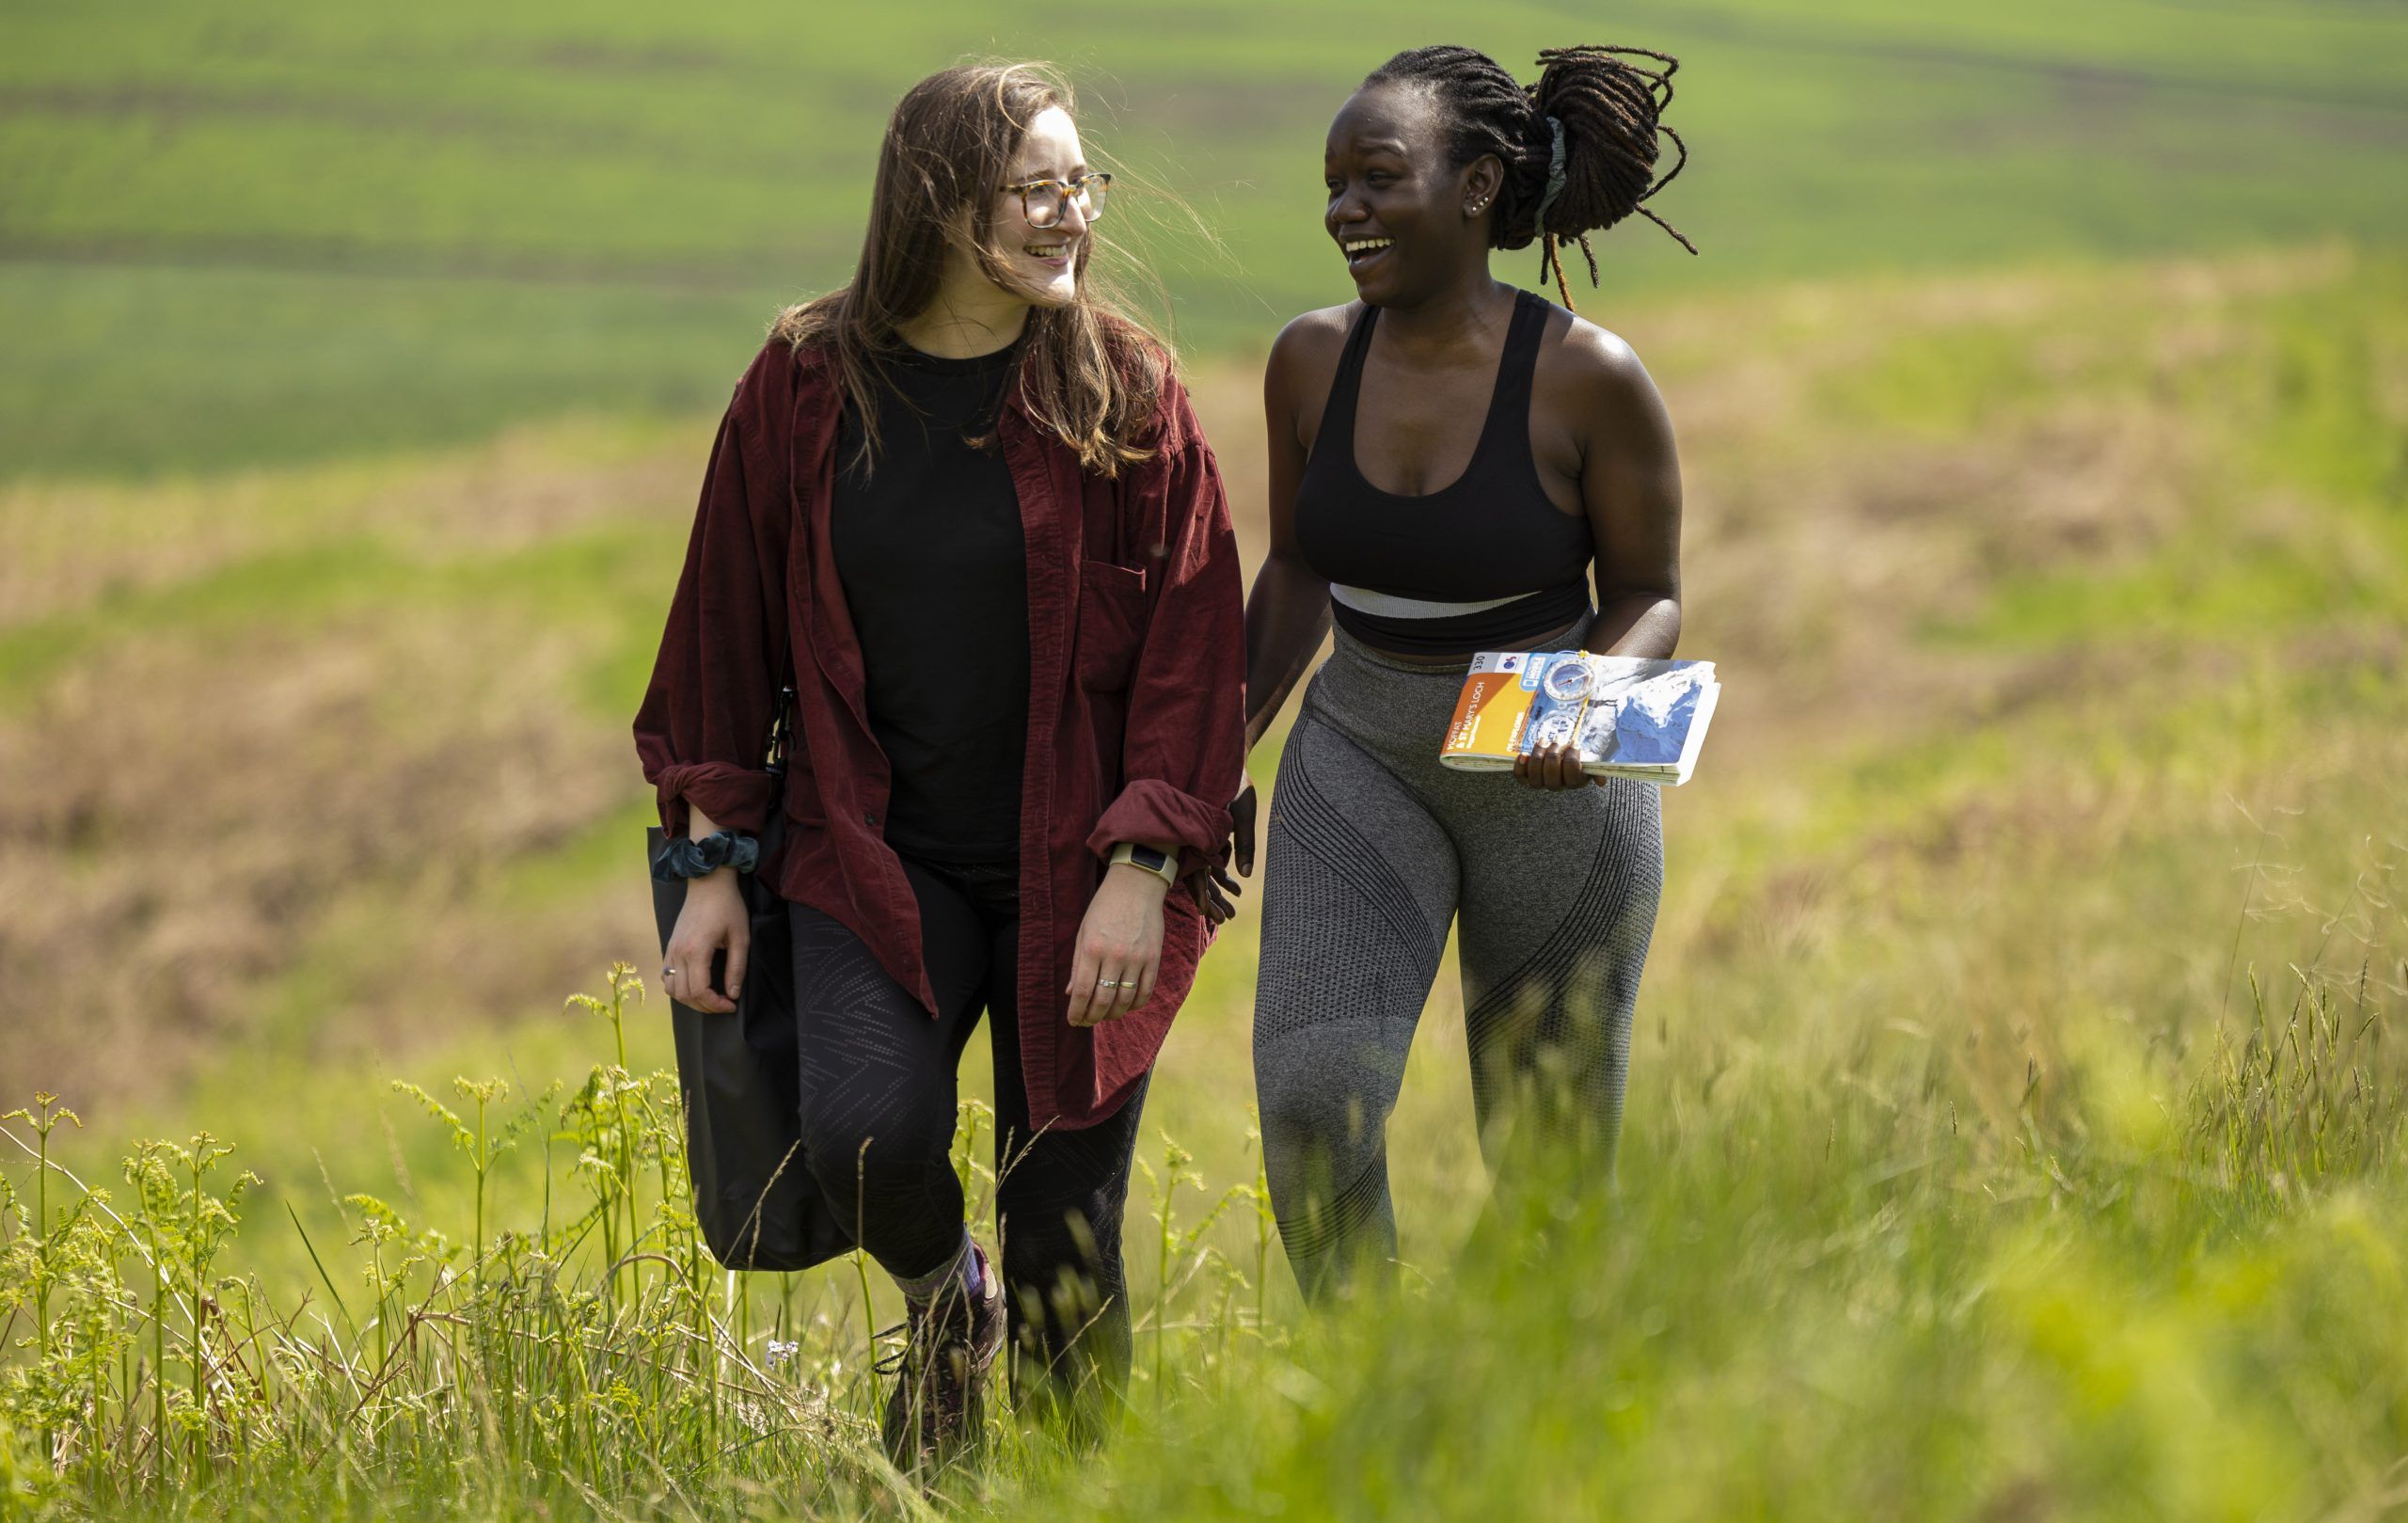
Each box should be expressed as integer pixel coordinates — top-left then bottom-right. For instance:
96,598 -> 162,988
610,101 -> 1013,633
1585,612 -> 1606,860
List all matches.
832,341 -> 1030,864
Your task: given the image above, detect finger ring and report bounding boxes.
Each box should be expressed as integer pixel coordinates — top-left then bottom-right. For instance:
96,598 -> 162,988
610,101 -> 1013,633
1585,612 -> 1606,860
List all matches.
1098,978 -> 1124,989
661,966 -> 677,978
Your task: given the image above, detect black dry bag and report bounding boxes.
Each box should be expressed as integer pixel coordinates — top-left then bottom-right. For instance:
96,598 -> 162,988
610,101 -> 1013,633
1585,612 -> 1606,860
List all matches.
643,691 -> 853,1272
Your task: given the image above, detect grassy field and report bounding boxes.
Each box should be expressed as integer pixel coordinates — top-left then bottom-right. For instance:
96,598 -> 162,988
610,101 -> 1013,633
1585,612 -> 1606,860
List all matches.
5,0 -> 2407,477
5,0 -> 2408,1513
3,242 -> 2403,1516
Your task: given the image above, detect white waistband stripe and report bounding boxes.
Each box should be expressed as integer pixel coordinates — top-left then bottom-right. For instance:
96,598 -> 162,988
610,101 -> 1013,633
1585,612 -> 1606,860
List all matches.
1330,583 -> 1540,620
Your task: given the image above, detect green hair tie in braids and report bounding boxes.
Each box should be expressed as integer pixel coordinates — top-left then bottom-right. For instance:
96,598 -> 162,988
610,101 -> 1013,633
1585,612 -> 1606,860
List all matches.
1533,114 -> 1567,286
1363,42 -> 1696,309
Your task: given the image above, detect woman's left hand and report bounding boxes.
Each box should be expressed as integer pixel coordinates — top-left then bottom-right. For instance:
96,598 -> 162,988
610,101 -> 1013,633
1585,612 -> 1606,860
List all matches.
1066,861 -> 1170,1026
1513,741 -> 1600,791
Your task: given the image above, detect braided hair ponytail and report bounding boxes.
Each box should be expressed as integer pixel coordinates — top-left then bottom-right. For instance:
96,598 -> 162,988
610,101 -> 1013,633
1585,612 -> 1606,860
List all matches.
1364,43 -> 1694,308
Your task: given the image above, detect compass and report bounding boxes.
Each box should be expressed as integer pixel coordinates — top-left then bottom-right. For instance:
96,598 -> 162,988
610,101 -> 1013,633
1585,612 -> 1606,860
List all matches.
1541,656 -> 1593,704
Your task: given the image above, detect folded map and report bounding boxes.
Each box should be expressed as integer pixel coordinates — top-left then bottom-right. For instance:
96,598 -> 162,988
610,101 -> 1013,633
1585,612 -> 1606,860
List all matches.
1440,651 -> 1719,785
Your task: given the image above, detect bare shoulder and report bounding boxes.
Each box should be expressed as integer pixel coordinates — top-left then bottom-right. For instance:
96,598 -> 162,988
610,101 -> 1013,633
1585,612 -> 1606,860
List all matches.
1533,302 -> 1660,410
1265,302 -> 1359,400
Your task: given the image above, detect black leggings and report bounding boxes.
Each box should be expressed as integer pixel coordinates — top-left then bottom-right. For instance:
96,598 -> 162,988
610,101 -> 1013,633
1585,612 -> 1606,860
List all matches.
790,855 -> 1149,1413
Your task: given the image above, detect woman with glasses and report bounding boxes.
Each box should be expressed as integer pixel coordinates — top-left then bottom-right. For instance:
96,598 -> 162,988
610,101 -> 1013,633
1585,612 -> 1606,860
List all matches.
1230,44 -> 1692,1297
635,63 -> 1244,1466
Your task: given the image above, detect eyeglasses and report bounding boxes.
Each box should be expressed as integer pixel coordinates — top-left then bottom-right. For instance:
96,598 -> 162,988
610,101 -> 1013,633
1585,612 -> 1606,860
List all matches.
1001,172 -> 1112,230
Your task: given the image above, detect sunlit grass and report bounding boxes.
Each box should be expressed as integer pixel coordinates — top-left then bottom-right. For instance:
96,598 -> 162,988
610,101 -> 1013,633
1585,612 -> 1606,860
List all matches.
7,599 -> 2402,1517
5,244 -> 2405,1516
4,828 -> 2400,1521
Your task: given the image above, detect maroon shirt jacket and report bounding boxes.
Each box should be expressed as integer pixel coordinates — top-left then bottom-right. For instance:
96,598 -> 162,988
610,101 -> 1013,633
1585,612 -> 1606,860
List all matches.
634,337 -> 1246,1130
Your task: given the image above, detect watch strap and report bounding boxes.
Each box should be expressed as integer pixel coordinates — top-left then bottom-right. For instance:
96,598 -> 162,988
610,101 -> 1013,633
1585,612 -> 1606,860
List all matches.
1108,841 -> 1180,888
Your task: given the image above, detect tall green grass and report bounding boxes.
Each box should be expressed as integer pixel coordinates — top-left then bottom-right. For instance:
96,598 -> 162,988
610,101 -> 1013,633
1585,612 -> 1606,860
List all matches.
6,244 -> 2402,1516
3,873 -> 2400,1521
6,625 -> 2403,1518
0,967 -> 1269,1519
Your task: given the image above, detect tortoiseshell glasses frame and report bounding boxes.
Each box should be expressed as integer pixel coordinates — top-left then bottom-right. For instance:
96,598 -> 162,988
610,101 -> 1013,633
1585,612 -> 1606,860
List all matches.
1001,171 -> 1112,230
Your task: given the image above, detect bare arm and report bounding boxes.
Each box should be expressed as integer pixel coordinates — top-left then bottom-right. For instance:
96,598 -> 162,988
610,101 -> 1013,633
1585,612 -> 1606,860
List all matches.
662,803 -> 745,1014
1578,332 -> 1682,661
1244,319 -> 1337,753
1212,320 -> 1340,892
1517,327 -> 1684,793
1243,564 -> 1331,753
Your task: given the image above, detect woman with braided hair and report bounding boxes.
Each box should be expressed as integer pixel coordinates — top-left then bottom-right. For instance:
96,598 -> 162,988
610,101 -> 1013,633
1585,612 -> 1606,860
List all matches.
1224,42 -> 1693,1296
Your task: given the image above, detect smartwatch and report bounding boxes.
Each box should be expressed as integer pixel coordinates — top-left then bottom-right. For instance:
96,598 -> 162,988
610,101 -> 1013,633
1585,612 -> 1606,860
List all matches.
1108,842 -> 1180,888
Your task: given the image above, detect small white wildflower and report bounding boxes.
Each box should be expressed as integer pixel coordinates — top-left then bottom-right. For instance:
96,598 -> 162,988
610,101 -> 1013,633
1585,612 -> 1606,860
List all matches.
765,1339 -> 800,1370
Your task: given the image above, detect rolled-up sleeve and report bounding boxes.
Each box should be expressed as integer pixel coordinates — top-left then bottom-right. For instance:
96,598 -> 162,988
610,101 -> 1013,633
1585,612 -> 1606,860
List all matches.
633,364 -> 793,839
1085,420 -> 1246,873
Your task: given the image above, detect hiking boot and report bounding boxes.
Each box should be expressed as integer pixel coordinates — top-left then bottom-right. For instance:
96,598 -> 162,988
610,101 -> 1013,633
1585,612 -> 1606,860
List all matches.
879,1243 -> 1005,1472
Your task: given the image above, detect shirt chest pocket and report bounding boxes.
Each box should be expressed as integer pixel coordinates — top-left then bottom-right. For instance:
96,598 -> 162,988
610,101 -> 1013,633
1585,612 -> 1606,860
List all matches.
1074,559 -> 1148,692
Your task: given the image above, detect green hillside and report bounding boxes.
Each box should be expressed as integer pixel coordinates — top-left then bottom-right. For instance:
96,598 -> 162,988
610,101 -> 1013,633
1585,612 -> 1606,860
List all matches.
9,238 -> 2398,1262
5,4 -> 2407,1512
6,0 -> 2407,477
2,246 -> 2402,1518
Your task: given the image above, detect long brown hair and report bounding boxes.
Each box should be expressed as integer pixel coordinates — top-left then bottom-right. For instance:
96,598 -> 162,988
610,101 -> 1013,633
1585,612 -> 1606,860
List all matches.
774,62 -> 1167,478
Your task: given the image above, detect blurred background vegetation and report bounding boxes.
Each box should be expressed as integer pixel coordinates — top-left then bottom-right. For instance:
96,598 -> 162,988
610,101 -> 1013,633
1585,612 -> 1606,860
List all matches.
1,1 -> 2404,1517
8,0 -> 2408,477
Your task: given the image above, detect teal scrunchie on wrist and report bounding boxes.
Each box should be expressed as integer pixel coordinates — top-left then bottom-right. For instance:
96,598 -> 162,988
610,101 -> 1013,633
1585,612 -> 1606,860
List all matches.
651,829 -> 760,882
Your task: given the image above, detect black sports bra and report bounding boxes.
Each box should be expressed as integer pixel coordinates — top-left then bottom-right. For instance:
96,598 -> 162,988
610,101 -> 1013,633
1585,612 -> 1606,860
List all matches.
1293,290 -> 1593,657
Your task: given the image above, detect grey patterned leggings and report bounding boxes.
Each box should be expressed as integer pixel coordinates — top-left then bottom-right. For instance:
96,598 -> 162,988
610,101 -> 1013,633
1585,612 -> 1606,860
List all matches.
1254,631 -> 1664,1296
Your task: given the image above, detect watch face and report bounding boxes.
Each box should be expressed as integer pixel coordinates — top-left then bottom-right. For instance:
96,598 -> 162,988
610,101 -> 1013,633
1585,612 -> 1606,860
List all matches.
1130,846 -> 1170,870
